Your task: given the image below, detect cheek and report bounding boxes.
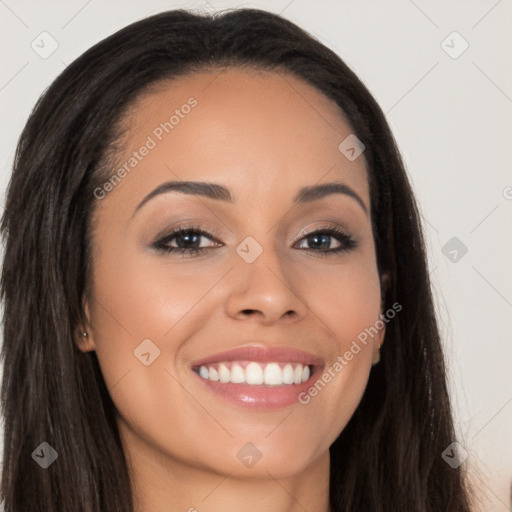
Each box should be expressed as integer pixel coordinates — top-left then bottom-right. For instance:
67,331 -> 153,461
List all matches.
87,243 -> 231,412
301,253 -> 382,347
294,258 -> 381,423
87,247 -> 226,465
91,245 -> 226,340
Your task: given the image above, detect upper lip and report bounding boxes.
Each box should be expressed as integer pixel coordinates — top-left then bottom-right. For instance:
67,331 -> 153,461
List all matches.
191,345 -> 324,368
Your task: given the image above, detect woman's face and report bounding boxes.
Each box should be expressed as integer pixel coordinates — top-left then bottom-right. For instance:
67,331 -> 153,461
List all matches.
82,67 -> 386,480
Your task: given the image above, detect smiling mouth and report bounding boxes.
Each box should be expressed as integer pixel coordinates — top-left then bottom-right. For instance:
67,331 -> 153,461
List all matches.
189,344 -> 324,408
192,361 -> 315,386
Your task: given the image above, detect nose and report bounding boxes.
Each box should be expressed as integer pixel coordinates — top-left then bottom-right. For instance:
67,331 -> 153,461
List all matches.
224,237 -> 308,326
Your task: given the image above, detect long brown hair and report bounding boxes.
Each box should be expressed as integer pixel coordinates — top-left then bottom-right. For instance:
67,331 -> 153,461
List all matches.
0,8 -> 474,511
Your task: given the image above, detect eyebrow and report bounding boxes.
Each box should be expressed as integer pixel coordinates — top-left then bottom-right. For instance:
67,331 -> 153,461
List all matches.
131,180 -> 368,218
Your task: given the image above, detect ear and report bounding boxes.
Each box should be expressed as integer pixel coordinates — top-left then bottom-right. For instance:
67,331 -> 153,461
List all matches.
380,271 -> 391,303
75,299 -> 96,352
372,271 -> 391,365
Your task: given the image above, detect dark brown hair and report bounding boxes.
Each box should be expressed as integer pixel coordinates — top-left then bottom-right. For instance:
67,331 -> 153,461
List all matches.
1,8 -> 474,511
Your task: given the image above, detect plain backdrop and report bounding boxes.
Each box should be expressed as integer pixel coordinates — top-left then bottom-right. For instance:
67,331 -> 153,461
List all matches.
0,1 -> 511,510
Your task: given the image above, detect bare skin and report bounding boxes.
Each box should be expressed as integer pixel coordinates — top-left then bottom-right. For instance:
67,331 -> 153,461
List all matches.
79,67 -> 387,512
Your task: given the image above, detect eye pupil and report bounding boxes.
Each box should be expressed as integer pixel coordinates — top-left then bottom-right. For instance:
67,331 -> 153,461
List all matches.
177,232 -> 200,248
308,233 -> 330,249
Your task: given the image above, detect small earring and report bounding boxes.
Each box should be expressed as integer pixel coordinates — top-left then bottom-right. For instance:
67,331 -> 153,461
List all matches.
83,331 -> 88,338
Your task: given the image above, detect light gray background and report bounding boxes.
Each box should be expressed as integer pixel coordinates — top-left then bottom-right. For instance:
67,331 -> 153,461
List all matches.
1,1 -> 511,510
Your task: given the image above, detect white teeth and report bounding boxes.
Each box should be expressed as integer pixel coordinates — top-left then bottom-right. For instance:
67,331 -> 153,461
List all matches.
293,364 -> 303,384
230,364 -> 245,383
199,365 -> 209,379
196,361 -> 313,386
282,363 -> 294,384
218,363 -> 230,383
302,364 -> 310,382
264,362 -> 283,386
245,362 -> 264,385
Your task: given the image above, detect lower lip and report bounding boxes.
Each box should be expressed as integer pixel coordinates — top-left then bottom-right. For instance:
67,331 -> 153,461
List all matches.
193,370 -> 317,409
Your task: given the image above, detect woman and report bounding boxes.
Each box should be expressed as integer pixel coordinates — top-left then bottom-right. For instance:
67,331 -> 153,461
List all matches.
0,8 -> 474,511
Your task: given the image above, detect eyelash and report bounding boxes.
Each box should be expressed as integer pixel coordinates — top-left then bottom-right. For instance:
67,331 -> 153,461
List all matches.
152,224 -> 358,258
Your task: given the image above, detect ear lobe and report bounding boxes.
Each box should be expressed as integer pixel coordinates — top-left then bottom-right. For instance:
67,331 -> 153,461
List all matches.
372,320 -> 386,365
380,271 -> 391,303
371,347 -> 381,366
76,299 -> 96,352
373,272 -> 390,366
76,329 -> 96,352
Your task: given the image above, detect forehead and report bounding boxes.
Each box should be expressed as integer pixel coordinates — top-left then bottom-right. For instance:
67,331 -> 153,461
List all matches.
101,67 -> 369,214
